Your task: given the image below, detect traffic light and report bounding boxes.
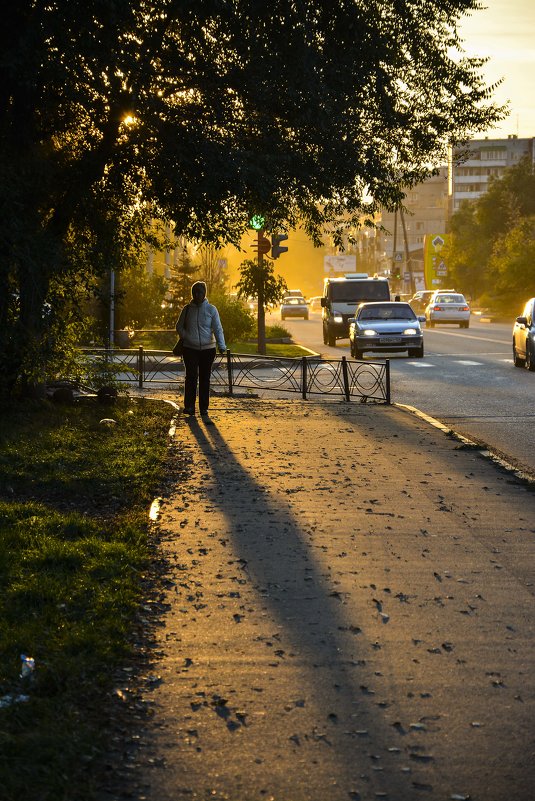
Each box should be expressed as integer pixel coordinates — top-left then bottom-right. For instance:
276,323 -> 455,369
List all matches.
271,232 -> 288,259
249,214 -> 265,231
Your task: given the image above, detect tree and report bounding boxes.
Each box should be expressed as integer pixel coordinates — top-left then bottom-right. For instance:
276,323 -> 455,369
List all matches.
163,248 -> 199,326
235,259 -> 287,354
195,245 -> 228,296
487,218 -> 535,315
0,0 -> 503,396
209,292 -> 255,346
115,264 -> 168,330
448,157 -> 535,308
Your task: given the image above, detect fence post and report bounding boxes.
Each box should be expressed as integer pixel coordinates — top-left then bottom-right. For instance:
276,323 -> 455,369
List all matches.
385,359 -> 391,404
226,349 -> 233,395
341,356 -> 350,401
302,357 -> 307,399
138,346 -> 144,389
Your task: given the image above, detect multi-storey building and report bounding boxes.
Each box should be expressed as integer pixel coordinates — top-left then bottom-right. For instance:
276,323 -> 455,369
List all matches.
451,135 -> 535,212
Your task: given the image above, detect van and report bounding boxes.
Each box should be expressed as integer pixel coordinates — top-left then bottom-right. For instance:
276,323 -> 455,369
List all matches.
321,273 -> 390,346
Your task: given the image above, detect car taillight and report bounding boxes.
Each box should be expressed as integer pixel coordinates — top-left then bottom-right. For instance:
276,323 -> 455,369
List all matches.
433,305 -> 441,311
461,306 -> 469,311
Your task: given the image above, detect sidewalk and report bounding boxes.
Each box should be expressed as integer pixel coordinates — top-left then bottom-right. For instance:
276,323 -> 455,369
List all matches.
117,397 -> 534,801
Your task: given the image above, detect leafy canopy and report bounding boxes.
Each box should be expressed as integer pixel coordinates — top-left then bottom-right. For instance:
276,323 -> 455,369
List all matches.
0,0 -> 504,393
448,157 -> 535,313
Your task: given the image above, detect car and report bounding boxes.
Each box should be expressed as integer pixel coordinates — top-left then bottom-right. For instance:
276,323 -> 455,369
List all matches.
512,298 -> 535,370
349,301 -> 424,359
285,289 -> 304,298
409,290 -> 436,314
425,292 -> 470,328
280,296 -> 309,320
308,296 -> 323,312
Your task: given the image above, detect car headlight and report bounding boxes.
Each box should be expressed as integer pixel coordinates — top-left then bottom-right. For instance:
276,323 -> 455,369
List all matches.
363,328 -> 377,337
333,315 -> 343,323
403,328 -> 418,335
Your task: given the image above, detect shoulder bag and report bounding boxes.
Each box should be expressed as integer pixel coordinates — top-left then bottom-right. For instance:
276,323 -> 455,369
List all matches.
172,305 -> 190,357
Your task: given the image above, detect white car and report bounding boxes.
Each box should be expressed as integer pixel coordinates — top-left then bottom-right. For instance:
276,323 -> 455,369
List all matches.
425,292 -> 471,328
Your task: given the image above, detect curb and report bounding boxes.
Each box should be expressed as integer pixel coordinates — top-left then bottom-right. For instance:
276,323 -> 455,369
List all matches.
396,402 -> 535,486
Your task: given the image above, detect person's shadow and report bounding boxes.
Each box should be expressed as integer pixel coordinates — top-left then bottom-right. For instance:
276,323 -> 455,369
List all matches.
179,415 -> 413,796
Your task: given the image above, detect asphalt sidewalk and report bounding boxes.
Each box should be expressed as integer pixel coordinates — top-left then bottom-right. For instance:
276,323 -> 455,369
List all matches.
119,397 -> 535,801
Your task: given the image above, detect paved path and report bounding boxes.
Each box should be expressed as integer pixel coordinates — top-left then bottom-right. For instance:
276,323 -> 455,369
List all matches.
122,398 -> 534,801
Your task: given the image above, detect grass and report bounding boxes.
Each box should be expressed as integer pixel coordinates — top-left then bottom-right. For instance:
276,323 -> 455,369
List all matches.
0,397 -> 173,800
230,341 -> 313,357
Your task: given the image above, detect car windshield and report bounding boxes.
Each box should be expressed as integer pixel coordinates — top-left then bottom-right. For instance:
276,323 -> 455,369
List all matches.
434,294 -> 466,304
330,281 -> 390,302
358,304 -> 416,321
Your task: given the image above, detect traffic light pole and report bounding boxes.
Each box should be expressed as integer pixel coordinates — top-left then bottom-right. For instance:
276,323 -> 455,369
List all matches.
257,229 -> 267,355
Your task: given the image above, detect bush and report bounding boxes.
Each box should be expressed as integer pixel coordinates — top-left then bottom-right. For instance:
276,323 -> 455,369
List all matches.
264,323 -> 291,340
210,292 -> 255,344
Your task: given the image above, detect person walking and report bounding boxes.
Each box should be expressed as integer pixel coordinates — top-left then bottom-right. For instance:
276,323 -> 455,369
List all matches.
176,281 -> 226,421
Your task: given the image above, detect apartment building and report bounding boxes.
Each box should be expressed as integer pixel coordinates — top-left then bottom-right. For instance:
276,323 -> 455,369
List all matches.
451,135 -> 535,212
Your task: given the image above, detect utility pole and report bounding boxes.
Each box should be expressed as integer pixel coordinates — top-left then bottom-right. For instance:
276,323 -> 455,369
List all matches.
399,207 -> 415,294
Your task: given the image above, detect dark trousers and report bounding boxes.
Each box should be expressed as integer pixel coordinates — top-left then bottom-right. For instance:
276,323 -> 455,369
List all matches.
182,347 -> 216,412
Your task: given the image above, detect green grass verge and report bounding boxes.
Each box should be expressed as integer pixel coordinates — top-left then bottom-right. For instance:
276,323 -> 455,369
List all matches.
231,341 -> 313,357
0,398 -> 172,800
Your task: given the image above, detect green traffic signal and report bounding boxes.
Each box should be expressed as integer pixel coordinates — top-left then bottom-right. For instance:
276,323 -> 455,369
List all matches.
249,214 -> 265,231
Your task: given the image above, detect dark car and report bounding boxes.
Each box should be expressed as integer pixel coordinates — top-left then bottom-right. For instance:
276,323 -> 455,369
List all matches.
513,298 -> 535,370
349,301 -> 424,359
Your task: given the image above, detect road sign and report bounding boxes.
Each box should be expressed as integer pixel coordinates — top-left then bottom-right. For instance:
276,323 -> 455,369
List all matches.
252,236 -> 271,255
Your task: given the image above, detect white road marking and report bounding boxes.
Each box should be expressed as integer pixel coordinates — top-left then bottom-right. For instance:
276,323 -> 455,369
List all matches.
424,328 -> 507,345
454,360 -> 483,366
406,361 -> 434,367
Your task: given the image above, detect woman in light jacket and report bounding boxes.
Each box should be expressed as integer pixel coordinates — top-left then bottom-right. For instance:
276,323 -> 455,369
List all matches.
176,281 -> 226,420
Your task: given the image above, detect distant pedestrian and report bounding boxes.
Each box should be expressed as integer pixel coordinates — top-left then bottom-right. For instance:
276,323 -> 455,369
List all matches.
176,282 -> 226,421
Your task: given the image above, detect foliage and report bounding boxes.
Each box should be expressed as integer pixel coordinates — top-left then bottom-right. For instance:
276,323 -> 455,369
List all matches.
235,259 -> 288,310
264,323 -> 291,339
0,398 -> 172,800
161,248 -> 199,327
195,244 -> 228,296
115,263 -> 168,330
235,258 -> 288,354
486,217 -> 535,314
0,0 -> 504,396
209,291 -> 255,345
448,157 -> 535,312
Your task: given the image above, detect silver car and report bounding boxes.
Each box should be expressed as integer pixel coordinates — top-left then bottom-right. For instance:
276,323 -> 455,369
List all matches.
425,292 -> 470,328
349,301 -> 424,359
512,297 -> 535,370
280,296 -> 309,320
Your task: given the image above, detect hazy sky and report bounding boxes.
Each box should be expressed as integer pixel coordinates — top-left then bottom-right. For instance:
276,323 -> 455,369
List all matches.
459,0 -> 535,138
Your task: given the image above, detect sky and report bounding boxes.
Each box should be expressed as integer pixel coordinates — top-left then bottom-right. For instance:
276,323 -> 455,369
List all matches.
459,0 -> 535,139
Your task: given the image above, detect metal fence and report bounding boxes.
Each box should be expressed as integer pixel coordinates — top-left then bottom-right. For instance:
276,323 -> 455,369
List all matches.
80,348 -> 391,403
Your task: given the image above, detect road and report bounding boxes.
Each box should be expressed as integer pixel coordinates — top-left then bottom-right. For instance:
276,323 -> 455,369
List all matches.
269,310 -> 535,477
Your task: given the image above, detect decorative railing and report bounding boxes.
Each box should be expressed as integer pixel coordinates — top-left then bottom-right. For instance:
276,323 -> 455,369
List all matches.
79,348 -> 390,403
